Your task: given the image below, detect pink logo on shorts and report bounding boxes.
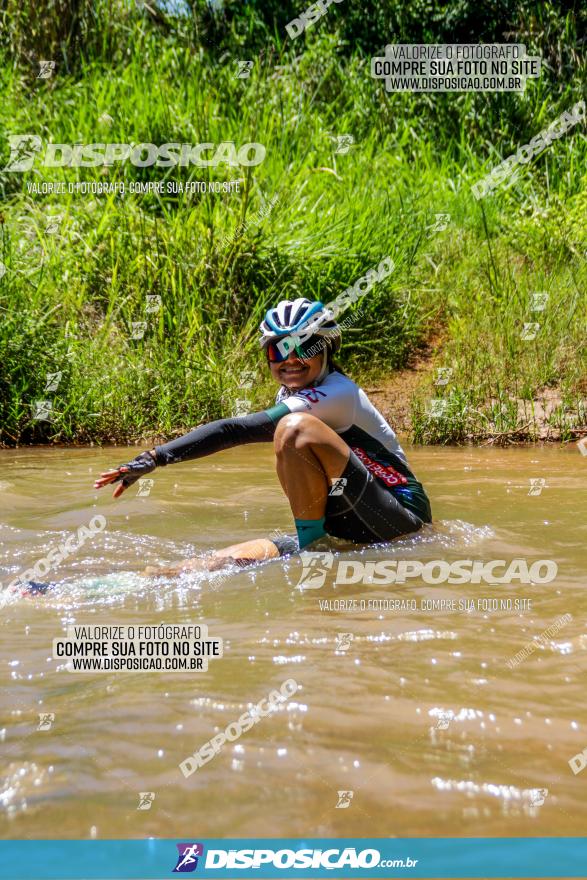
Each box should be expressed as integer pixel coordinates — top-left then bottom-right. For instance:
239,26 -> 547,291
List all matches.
352,447 -> 408,488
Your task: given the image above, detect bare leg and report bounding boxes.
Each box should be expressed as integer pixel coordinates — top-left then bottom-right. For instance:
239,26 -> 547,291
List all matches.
274,412 -> 350,519
142,413 -> 349,576
141,538 -> 279,576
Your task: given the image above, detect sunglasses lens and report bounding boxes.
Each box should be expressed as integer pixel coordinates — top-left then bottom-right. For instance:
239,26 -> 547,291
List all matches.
267,336 -> 325,362
267,342 -> 287,363
298,336 -> 320,358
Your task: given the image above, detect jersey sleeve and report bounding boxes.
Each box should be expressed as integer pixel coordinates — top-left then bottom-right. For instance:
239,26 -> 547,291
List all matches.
154,411 -> 277,466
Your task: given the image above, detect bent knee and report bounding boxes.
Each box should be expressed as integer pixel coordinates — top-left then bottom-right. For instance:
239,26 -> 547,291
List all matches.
274,412 -> 321,453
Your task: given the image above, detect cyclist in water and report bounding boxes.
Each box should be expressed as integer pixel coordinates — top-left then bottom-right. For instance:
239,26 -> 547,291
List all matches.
95,299 -> 432,574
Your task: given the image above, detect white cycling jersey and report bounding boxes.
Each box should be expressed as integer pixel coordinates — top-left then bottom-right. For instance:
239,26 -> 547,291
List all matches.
275,368 -> 408,466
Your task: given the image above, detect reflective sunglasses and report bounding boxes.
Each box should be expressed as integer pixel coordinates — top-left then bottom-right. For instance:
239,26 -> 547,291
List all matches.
266,335 -> 325,363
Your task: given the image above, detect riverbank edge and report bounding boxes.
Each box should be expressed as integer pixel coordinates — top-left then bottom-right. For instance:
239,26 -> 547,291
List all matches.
2,367 -> 585,450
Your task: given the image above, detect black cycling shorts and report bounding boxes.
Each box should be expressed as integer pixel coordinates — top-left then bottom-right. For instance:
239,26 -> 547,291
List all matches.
324,450 -> 424,543
271,451 -> 424,556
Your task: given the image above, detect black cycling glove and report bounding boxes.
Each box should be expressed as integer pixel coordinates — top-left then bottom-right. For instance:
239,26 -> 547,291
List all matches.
114,450 -> 157,489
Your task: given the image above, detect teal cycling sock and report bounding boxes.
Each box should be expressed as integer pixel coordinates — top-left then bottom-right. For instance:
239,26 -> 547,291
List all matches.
294,517 -> 327,549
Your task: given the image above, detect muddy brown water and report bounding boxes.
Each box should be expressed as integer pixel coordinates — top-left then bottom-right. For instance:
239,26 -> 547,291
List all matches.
0,443 -> 585,842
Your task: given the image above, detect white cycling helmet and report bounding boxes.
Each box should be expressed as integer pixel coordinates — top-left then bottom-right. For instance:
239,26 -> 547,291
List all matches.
259,298 -> 341,354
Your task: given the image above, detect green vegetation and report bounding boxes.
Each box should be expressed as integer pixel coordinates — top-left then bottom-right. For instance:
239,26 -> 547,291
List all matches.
0,0 -> 585,445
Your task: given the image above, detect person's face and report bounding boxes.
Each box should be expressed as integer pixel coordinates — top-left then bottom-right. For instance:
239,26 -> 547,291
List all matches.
268,350 -> 324,390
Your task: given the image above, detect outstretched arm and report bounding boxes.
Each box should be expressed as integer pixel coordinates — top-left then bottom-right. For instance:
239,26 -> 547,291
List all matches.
153,410 -> 276,465
94,410 -> 279,497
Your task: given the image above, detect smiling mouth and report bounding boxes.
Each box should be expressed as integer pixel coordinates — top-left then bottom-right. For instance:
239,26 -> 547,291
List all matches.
280,367 -> 307,380
279,363 -> 308,376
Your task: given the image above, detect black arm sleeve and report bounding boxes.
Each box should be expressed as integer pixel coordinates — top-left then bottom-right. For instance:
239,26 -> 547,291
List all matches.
153,411 -> 277,466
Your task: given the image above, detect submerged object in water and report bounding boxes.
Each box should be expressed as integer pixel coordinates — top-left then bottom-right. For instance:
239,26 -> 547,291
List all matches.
22,581 -> 55,596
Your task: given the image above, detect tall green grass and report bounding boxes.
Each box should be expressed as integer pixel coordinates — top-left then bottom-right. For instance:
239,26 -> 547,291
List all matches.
0,6 -> 585,445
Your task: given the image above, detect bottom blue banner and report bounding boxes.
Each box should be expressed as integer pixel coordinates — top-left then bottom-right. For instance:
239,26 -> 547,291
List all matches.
1,838 -> 587,879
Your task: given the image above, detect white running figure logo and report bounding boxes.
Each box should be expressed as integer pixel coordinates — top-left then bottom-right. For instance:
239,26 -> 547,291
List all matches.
297,551 -> 334,589
176,845 -> 201,871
